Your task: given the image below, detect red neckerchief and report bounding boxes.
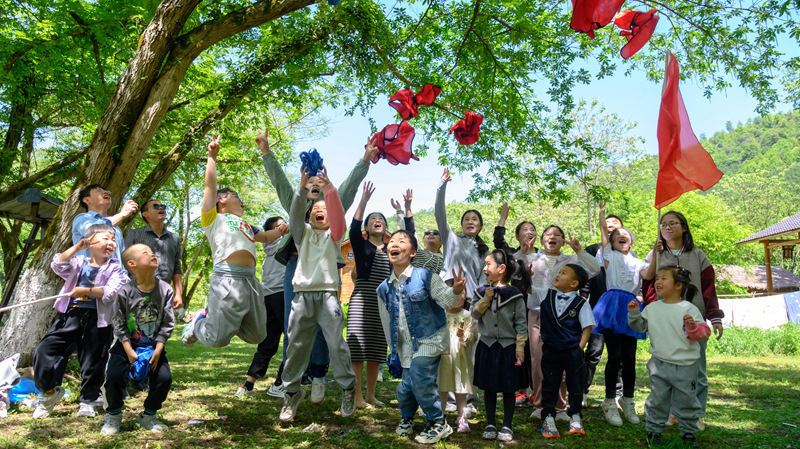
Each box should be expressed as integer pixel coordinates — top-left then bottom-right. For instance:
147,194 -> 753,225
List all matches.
449,111 -> 483,146
368,121 -> 418,165
389,84 -> 442,120
613,9 -> 659,59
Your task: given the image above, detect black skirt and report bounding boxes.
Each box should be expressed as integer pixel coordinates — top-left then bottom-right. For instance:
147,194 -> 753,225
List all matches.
473,340 -> 526,393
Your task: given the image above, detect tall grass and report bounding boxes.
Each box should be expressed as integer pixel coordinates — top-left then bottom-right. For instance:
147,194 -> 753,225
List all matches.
707,323 -> 800,356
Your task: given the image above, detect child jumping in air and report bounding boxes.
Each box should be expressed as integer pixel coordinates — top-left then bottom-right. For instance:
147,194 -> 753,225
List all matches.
592,201 -> 649,426
183,135 -> 289,349
101,244 -> 175,435
377,230 -> 466,444
471,249 -> 529,442
628,266 -> 710,449
537,264 -> 595,439
279,165 -> 358,422
32,224 -> 129,419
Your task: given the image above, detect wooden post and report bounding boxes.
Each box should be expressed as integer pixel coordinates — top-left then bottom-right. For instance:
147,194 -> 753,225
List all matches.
764,241 -> 773,293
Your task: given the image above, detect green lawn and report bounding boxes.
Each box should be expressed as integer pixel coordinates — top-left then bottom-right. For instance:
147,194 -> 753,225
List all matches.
1,326 -> 798,448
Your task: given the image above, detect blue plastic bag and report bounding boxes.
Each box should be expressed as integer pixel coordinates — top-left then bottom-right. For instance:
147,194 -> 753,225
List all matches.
9,378 -> 38,403
128,346 -> 154,382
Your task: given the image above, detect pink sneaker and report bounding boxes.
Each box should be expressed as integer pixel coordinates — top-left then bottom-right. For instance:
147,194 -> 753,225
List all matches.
457,419 -> 470,433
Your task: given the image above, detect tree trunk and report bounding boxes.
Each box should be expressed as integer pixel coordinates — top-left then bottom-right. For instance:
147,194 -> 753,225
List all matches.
0,68 -> 32,184
184,255 -> 212,309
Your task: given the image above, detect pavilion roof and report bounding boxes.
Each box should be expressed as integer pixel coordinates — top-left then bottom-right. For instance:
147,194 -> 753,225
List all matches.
736,211 -> 800,245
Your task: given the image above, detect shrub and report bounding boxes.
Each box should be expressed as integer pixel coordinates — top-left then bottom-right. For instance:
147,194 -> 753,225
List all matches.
707,323 -> 800,356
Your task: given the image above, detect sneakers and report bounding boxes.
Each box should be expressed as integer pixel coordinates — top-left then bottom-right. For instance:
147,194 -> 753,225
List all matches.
414,418 -> 453,444
377,370 -> 384,383
456,418 -> 470,433
530,408 -> 542,419
555,411 -> 570,422
464,403 -> 478,418
602,398 -> 623,426
515,393 -> 530,406
682,433 -> 700,448
619,397 -> 640,424
569,414 -> 586,435
444,402 -> 457,413
101,413 -> 122,435
396,417 -> 414,436
181,308 -> 206,347
279,389 -> 306,422
310,379 -> 325,404
541,415 -> 560,439
647,431 -> 664,447
76,401 -> 97,418
666,414 -> 678,426
32,386 -> 65,418
138,412 -> 168,432
697,418 -> 706,431
497,426 -> 514,441
235,386 -> 256,399
266,383 -> 285,399
482,424 -> 498,440
413,419 -> 452,444
340,388 -> 356,418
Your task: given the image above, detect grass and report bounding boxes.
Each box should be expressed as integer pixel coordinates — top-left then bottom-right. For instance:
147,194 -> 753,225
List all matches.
0,326 -> 798,448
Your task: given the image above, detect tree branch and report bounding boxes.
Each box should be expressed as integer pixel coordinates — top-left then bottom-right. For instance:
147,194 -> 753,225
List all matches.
0,147 -> 89,203
447,0 -> 482,75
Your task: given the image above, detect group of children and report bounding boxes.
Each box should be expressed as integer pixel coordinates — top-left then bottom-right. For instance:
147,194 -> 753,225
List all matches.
26,134 -> 722,448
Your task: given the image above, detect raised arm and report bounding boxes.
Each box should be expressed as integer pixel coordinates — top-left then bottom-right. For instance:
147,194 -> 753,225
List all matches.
436,168 -> 457,254
337,137 -> 378,212
566,232 -> 601,278
202,135 -> 221,214
354,181 -> 374,222
110,200 -> 138,227
320,167 -> 346,242
599,201 -> 610,251
627,301 -> 649,333
289,170 -> 310,246
257,128 -> 295,213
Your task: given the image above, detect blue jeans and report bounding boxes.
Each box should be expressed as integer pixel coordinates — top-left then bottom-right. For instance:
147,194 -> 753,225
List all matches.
283,255 -> 329,378
397,355 -> 443,422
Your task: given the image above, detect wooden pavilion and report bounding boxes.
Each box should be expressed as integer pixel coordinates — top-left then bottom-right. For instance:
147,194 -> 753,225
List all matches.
735,211 -> 800,293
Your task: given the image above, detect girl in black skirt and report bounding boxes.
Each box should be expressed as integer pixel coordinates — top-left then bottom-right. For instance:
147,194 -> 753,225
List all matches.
470,249 -> 530,442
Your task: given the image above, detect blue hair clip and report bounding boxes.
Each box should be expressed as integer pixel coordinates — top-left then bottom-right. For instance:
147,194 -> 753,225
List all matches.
300,148 -> 324,177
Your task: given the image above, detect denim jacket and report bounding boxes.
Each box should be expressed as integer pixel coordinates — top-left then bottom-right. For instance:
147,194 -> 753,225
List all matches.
377,268 -> 448,355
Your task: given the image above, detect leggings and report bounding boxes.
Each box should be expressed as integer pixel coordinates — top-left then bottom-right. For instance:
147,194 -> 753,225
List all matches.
484,392 -> 516,429
602,330 -> 637,398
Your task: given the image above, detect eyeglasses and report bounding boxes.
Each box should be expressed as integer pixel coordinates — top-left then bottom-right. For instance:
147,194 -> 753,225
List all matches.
660,222 -> 682,229
424,231 -> 440,236
92,187 -> 111,196
150,204 -> 167,211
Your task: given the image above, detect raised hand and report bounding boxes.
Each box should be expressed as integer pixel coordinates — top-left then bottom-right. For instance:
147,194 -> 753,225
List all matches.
363,136 -> 379,163
76,238 -> 91,251
208,134 -> 221,159
390,198 -> 402,212
599,200 -> 606,215
361,181 -> 375,203
121,200 -> 139,218
442,168 -> 452,182
520,234 -> 534,253
683,314 -> 696,327
451,266 -> 467,295
500,202 -> 510,223
256,128 -> 270,155
627,299 -> 640,310
276,221 -> 290,235
300,165 -> 311,189
317,165 -> 331,188
566,232 -> 583,253
403,189 -> 413,210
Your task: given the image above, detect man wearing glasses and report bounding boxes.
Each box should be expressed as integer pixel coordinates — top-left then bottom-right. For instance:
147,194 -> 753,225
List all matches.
72,184 -> 138,267
124,200 -> 184,319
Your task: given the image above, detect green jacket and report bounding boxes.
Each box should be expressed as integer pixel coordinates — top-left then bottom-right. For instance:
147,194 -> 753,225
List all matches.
262,152 -> 369,267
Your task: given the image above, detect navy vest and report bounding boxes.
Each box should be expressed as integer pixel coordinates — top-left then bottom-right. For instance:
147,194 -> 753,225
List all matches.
540,289 -> 587,350
377,268 -> 448,355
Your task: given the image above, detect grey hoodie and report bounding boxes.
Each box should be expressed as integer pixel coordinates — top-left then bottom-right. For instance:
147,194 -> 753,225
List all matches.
261,239 -> 285,295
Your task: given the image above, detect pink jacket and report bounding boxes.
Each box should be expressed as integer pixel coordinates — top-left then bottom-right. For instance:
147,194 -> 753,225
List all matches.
50,253 -> 130,328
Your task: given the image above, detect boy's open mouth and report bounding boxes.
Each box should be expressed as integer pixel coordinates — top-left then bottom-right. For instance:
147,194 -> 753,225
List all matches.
315,213 -> 325,222
389,248 -> 401,257
311,187 -> 320,195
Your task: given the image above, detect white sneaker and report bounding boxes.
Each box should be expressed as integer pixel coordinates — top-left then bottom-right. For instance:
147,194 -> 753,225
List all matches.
414,419 -> 452,444
341,388 -> 356,418
619,397 -> 640,424
267,383 -> 285,398
101,413 -> 122,435
235,386 -> 256,398
76,402 -> 97,418
279,389 -> 306,422
444,403 -> 457,413
555,411 -> 570,422
137,411 -> 168,432
32,386 -> 65,419
377,371 -> 384,382
464,403 -> 478,418
396,417 -> 414,436
602,398 -> 623,426
530,408 -> 542,419
310,379 -> 325,404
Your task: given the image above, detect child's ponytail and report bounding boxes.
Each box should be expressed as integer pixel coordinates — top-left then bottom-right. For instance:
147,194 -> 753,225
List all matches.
489,248 -> 531,293
660,265 -> 698,302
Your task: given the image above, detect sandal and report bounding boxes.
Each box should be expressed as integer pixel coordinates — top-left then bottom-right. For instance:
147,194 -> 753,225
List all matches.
482,425 -> 498,440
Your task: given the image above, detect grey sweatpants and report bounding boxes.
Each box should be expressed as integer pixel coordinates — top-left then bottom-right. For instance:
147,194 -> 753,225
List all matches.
281,291 -> 356,393
645,357 -> 701,435
195,269 -> 267,348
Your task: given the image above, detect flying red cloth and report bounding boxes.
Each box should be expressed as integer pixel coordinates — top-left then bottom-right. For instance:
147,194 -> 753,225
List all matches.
614,9 -> 659,59
570,0 -> 625,39
389,84 -> 442,120
655,53 -> 723,209
449,111 -> 483,146
369,121 -> 418,165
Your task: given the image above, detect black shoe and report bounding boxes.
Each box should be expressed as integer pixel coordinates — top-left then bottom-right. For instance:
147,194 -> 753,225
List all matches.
681,433 -> 700,448
647,431 -> 664,447
301,375 -> 312,386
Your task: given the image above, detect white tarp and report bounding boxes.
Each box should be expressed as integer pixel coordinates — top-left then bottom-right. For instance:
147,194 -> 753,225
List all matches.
718,295 -> 789,329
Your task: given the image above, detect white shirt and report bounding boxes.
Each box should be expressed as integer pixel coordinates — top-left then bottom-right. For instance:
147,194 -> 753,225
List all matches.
549,289 -> 596,330
600,244 -> 649,294
520,249 -> 601,313
378,265 -> 461,368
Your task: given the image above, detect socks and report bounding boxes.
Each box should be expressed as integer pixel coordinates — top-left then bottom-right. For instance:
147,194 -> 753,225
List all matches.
244,381 -> 254,391
144,408 -> 157,416
107,408 -> 122,415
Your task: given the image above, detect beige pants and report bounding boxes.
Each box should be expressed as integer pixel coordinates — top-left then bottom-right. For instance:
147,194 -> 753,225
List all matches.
529,310 -> 567,411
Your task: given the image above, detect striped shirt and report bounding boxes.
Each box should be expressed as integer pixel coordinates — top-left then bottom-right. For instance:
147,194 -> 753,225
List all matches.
124,224 -> 183,282
378,265 -> 461,368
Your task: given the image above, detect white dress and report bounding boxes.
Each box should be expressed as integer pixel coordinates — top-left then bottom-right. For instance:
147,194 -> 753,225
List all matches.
437,309 -> 477,394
